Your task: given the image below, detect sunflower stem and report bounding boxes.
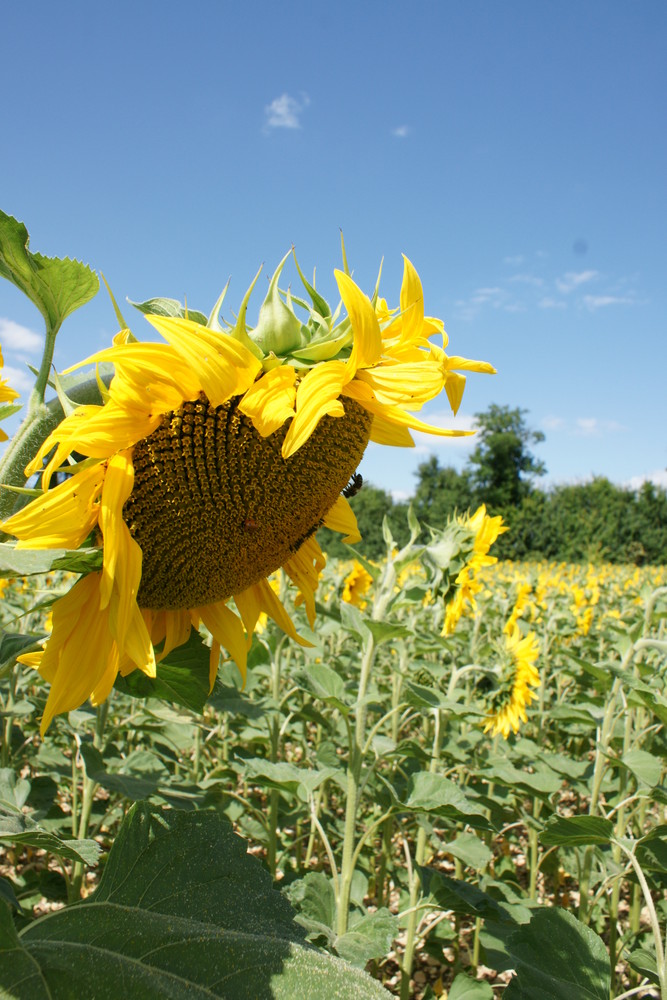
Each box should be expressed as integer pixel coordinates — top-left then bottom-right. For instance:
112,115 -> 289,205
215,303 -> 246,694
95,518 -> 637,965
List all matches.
336,629 -> 376,938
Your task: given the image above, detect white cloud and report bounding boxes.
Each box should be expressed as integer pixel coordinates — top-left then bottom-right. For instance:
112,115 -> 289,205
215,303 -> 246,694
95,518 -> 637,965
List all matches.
509,273 -> 544,287
625,469 -> 667,490
503,255 -> 525,266
541,415 -> 565,430
0,318 -> 43,355
575,417 -> 624,437
264,92 -> 310,131
391,125 -> 410,138
582,294 -> 636,310
538,297 -> 566,309
2,364 -> 33,394
556,270 -> 599,294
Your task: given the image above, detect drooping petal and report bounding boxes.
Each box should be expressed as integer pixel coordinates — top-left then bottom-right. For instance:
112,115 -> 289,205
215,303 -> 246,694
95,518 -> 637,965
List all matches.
238,365 -> 297,437
343,381 -> 474,439
99,450 -> 136,609
444,371 -> 466,415
5,462 -> 105,549
281,361 -> 346,458
368,413 -> 415,447
234,577 -> 311,647
322,495 -> 361,544
195,600 -> 247,684
38,574 -> 116,734
283,535 -> 327,627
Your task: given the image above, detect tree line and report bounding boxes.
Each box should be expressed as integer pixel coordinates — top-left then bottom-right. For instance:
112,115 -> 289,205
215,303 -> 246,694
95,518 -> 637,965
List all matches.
321,404 -> 667,564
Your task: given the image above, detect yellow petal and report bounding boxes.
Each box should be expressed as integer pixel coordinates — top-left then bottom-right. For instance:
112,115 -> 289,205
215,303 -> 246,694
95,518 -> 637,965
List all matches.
281,362 -> 346,458
283,536 -> 326,627
235,577 -> 311,647
99,450 -> 135,609
399,255 -> 425,345
334,271 -> 382,373
39,574 -> 115,734
195,600 -> 247,684
5,462 -> 105,548
144,315 -> 262,406
238,365 -> 296,437
322,495 -> 361,544
368,413 -> 415,447
444,371 -> 466,415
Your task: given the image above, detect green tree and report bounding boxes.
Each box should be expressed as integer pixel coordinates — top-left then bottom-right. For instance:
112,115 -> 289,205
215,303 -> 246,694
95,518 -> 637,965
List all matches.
467,404 -> 546,509
412,456 -> 472,526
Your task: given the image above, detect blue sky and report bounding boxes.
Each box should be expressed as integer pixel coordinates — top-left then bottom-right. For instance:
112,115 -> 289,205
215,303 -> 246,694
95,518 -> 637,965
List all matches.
2,1 -> 665,498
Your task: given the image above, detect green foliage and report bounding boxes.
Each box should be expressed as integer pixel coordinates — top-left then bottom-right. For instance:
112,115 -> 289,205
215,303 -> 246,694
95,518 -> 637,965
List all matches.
326,404 -> 667,565
0,803 -> 391,999
0,210 -> 98,334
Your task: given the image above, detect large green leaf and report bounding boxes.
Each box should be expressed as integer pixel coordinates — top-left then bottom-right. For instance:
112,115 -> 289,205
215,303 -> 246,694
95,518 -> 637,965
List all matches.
2,803 -> 391,999
449,974 -> 494,999
0,211 -> 98,330
504,907 -> 610,999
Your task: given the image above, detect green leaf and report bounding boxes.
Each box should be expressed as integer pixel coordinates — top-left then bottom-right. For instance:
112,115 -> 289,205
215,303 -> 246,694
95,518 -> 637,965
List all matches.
504,907 -> 610,1000
0,811 -> 101,866
3,803 -> 391,999
621,748 -> 663,787
540,815 -> 613,847
404,772 -> 488,821
626,946 -> 659,986
0,875 -> 22,911
337,909 -> 398,968
419,870 -> 523,926
0,210 -> 98,330
0,632 -> 45,671
0,543 -> 103,578
241,759 -> 335,801
114,630 -> 212,713
284,873 -> 397,968
128,296 -> 208,327
449,973 -> 494,999
294,661 -> 348,711
441,832 -> 494,871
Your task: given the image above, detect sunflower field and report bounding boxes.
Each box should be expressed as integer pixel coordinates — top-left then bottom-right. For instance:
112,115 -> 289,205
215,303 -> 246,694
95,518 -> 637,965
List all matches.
0,212 -> 665,1000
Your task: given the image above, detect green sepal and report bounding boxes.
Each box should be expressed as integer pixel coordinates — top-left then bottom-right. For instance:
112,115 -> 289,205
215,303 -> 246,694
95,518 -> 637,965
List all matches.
128,296 -> 208,327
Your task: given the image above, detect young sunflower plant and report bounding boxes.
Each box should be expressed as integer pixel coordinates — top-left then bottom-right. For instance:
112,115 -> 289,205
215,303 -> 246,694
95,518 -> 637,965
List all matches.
0,212 -> 495,733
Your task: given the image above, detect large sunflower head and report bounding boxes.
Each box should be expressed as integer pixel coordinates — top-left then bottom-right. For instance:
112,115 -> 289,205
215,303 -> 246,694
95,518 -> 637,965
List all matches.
3,250 -> 495,732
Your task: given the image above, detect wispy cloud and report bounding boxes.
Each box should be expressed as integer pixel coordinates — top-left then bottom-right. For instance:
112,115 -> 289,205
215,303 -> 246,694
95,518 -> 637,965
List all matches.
575,417 -> 625,436
538,297 -> 566,310
264,92 -> 310,131
391,125 -> 410,138
503,255 -> 525,266
0,318 -> 43,355
582,294 -> 636,311
541,415 -> 565,430
2,364 -> 33,394
555,270 -> 599,294
509,273 -> 544,287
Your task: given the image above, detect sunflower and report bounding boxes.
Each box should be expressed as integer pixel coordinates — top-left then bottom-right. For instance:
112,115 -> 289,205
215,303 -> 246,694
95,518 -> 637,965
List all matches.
342,561 -> 374,609
3,252 -> 494,732
483,627 -> 540,739
442,505 -> 507,635
0,344 -> 20,441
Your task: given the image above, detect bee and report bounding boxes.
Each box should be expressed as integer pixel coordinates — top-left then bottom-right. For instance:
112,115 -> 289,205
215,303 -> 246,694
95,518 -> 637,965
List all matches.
342,473 -> 363,499
243,517 -> 259,532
